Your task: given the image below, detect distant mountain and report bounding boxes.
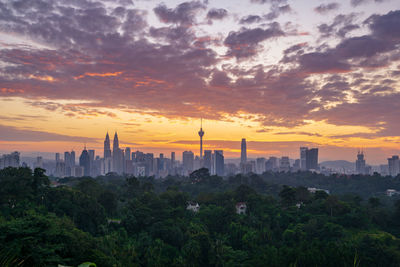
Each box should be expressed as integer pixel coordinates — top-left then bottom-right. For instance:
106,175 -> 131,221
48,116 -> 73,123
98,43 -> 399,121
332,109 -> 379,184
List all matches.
320,160 -> 355,170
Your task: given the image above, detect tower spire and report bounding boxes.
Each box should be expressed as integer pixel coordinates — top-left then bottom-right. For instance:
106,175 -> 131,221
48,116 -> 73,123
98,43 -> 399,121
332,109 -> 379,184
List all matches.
198,118 -> 205,159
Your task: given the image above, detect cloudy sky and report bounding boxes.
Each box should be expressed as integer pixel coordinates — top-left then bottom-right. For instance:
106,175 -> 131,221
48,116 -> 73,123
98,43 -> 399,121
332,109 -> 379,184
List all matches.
0,0 -> 399,163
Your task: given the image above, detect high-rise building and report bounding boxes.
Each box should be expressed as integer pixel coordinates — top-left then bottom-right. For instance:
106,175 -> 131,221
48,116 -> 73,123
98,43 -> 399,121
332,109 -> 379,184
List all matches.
55,153 -> 61,163
171,152 -> 175,168
79,146 -> 91,176
182,151 -> 194,175
203,150 -> 212,172
112,132 -> 124,174
300,147 -> 308,171
306,148 -> 319,170
70,151 -> 75,166
279,157 -> 290,172
104,132 -> 112,158
265,157 -> 278,172
125,147 -> 131,161
355,150 -> 366,174
388,156 -> 400,177
0,152 -> 20,169
198,119 -> 204,160
241,138 -> 247,164
213,150 -> 224,176
256,157 -> 266,174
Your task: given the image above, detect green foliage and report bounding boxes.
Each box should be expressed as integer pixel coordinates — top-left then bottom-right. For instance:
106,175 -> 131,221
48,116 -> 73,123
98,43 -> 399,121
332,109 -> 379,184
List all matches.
1,167 -> 400,266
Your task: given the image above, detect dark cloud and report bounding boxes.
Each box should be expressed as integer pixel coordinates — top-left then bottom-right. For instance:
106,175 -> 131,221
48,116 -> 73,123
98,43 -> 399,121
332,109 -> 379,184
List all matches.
318,13 -> 360,39
351,0 -> 389,7
224,22 -> 285,58
239,15 -> 262,24
314,3 -> 340,14
264,4 -> 291,20
153,1 -> 206,25
206,8 -> 228,20
0,124 -> 98,142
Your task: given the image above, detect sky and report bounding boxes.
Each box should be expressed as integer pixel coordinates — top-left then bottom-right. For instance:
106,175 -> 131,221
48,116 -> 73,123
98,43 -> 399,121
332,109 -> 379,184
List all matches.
0,0 -> 399,164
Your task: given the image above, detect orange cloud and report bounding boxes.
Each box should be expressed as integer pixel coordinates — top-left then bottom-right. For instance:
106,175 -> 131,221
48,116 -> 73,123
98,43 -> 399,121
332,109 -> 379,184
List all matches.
74,71 -> 123,79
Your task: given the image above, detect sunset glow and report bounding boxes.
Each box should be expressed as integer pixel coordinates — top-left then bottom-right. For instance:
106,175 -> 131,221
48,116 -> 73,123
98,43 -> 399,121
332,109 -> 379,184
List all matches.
0,0 -> 400,164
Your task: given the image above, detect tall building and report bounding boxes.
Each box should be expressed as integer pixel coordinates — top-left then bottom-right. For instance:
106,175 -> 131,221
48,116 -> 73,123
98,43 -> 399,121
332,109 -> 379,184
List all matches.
280,157 -> 290,172
203,150 -> 212,172
55,153 -> 61,163
0,152 -> 20,169
182,151 -> 194,175
265,157 -> 278,172
388,156 -> 400,177
198,119 -> 205,159
300,147 -> 308,171
112,132 -> 124,174
79,146 -> 91,176
306,148 -> 319,170
104,132 -> 112,158
355,150 -> 366,174
171,152 -> 175,168
241,138 -> 247,164
125,147 -> 131,161
213,150 -> 224,176
256,158 -> 266,174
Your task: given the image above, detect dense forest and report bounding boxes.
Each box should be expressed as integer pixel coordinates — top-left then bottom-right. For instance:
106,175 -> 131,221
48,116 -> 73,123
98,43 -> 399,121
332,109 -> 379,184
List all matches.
1,167 -> 400,266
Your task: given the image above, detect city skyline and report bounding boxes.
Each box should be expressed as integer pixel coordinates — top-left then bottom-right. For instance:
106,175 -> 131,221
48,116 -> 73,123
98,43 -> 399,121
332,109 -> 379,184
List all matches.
0,0 -> 400,164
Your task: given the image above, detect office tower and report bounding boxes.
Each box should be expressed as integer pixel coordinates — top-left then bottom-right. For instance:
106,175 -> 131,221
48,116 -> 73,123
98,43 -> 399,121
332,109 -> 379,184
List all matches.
125,147 -> 131,161
55,153 -> 61,163
79,146 -> 91,176
70,151 -> 75,166
241,138 -> 247,164
280,157 -> 290,172
265,157 -> 278,172
355,150 -> 366,174
0,152 -> 20,169
64,152 -> 71,176
198,119 -> 205,159
203,150 -> 212,171
300,147 -> 308,170
213,150 -> 224,176
112,132 -> 124,174
171,152 -> 175,168
388,156 -> 400,177
256,157 -> 266,174
182,151 -> 194,175
306,148 -> 319,170
293,159 -> 301,171
104,132 -> 112,158
194,156 -> 201,171
55,160 -> 65,178
380,164 -> 389,176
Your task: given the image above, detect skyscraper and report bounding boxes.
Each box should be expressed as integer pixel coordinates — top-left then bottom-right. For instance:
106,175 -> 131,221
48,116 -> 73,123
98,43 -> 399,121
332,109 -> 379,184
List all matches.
241,138 -> 247,164
104,132 -> 112,158
300,147 -> 308,170
388,155 -> 400,177
112,132 -> 123,174
125,147 -> 131,161
182,151 -> 194,175
79,146 -> 91,176
213,150 -> 224,176
203,150 -> 212,172
198,119 -> 204,159
306,148 -> 319,170
171,152 -> 175,168
355,150 -> 366,174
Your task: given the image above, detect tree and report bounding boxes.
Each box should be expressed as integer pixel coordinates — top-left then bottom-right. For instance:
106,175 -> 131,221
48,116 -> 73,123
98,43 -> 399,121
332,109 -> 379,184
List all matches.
279,186 -> 296,207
